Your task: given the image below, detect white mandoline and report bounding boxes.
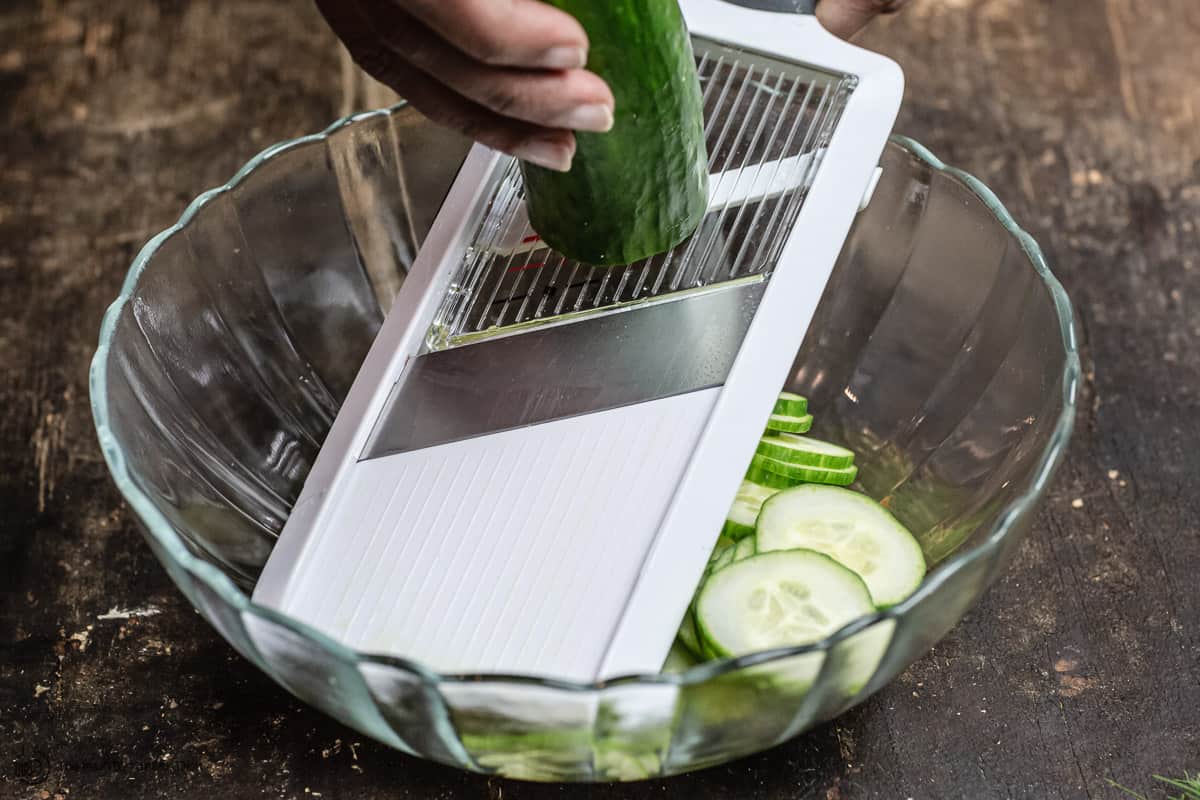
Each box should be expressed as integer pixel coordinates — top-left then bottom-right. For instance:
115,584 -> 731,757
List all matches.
254,0 -> 903,683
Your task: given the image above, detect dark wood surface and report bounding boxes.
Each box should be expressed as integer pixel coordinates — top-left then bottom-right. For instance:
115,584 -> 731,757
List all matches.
2,0 -> 1198,797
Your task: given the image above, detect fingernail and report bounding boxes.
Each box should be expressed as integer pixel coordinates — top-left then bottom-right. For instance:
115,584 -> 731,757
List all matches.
556,103 -> 614,133
538,45 -> 587,70
516,139 -> 574,172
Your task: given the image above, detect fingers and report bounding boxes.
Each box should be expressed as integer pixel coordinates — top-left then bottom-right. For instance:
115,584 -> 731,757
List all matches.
402,0 -> 591,70
378,59 -> 577,171
319,0 -> 575,170
816,0 -> 909,39
316,0 -> 613,169
369,6 -> 614,132
377,58 -> 577,170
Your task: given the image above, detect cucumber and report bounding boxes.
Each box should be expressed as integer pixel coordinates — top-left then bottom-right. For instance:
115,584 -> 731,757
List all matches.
749,454 -> 858,487
756,486 -> 926,608
711,546 -> 735,573
723,480 -> 780,540
757,434 -> 856,469
685,535 -> 756,661
766,413 -> 814,434
695,550 -> 875,657
721,518 -> 756,541
520,0 -> 709,265
707,538 -> 736,574
676,612 -> 703,658
743,462 -> 801,490
662,640 -> 700,673
773,392 -> 808,417
733,536 -> 756,561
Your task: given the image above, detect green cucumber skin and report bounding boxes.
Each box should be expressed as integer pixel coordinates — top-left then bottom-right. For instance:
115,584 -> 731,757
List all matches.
733,536 -> 757,561
756,435 -> 855,469
750,454 -> 859,486
744,464 -> 801,490
676,611 -> 702,657
773,393 -> 808,417
765,414 -> 814,435
520,0 -> 709,266
721,519 -> 757,541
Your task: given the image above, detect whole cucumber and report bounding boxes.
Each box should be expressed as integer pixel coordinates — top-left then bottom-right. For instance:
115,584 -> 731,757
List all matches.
520,0 -> 709,266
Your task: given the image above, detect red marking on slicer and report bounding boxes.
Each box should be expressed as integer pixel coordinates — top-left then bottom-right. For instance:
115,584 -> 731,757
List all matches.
508,261 -> 546,273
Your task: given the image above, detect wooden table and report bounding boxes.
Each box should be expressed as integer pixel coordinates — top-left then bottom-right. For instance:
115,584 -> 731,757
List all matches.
2,1 -> 1198,797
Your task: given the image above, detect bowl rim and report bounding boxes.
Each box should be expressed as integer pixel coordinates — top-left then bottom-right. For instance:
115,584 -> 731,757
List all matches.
88,102 -> 1081,692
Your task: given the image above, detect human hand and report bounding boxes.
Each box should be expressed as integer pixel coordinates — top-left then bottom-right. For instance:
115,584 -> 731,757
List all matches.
816,0 -> 910,39
318,0 -> 616,172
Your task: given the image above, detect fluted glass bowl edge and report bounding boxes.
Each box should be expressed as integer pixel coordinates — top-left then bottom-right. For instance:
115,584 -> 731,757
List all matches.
87,102 -> 1081,693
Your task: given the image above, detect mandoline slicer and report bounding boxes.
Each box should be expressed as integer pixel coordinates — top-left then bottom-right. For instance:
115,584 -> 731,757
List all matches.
253,0 -> 903,682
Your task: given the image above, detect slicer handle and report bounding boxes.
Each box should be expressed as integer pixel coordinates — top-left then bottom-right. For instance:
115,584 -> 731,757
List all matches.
717,0 -> 817,14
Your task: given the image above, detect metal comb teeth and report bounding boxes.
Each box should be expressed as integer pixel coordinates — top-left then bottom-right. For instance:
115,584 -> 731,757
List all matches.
426,39 -> 855,352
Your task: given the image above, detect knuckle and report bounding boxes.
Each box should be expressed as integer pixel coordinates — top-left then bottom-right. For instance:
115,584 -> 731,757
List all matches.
477,81 -> 526,116
464,35 -> 511,66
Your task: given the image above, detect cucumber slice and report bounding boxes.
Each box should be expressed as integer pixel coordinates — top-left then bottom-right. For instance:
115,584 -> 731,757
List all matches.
723,480 -> 780,541
733,536 -> 756,562
773,392 -> 808,417
804,465 -> 857,487
750,454 -> 858,487
696,550 -> 875,657
685,534 -> 756,662
676,610 -> 702,657
662,640 -> 700,673
708,540 -> 736,574
721,519 -> 756,541
756,486 -> 926,608
766,413 -> 814,434
757,434 -> 856,469
744,462 -> 801,490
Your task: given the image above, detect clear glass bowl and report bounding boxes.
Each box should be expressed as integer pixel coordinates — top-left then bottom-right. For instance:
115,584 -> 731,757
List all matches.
89,103 -> 1079,781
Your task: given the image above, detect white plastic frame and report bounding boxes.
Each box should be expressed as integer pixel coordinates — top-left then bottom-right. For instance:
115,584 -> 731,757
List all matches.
601,0 -> 903,676
255,0 -> 903,681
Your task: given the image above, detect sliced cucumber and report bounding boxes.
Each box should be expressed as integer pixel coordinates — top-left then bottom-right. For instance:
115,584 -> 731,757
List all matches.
723,480 -> 780,541
695,550 -> 875,657
773,392 -> 808,417
757,434 -> 856,469
749,454 -> 858,487
676,610 -> 702,657
744,462 -> 801,490
689,535 -> 756,662
766,413 -> 814,434
708,539 -> 736,574
721,519 -> 756,541
756,485 -> 926,608
808,465 -> 857,487
733,536 -> 756,562
663,639 -> 699,673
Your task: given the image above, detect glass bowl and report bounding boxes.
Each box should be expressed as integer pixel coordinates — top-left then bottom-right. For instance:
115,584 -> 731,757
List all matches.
89,102 -> 1078,781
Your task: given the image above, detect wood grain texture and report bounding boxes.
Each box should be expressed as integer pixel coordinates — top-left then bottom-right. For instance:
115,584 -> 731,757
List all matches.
1,0 -> 1197,798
